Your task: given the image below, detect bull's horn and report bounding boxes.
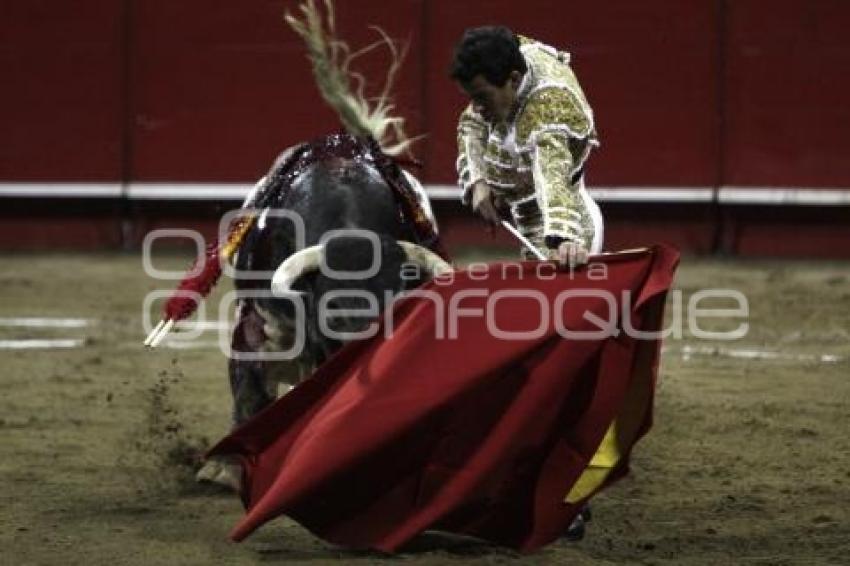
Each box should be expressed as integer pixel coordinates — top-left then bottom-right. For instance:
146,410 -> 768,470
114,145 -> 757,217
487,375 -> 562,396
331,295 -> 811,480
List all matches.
398,241 -> 452,277
271,245 -> 324,296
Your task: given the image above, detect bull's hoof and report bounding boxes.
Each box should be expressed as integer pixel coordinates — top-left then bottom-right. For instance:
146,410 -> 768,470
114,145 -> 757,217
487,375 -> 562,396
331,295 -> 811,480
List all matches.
195,459 -> 222,483
195,458 -> 242,492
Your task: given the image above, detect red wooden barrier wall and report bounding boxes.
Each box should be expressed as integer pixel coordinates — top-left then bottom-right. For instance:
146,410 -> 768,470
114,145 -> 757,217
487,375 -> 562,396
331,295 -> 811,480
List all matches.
1,0 -> 848,254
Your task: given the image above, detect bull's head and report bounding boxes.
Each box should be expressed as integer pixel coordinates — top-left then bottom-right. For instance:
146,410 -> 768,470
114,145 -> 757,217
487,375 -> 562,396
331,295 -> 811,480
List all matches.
270,234 -> 450,362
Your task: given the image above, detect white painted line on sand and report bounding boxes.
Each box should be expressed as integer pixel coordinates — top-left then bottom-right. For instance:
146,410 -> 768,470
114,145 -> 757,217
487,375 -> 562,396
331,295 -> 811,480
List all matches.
0,317 -> 93,328
674,345 -> 844,364
0,339 -> 86,350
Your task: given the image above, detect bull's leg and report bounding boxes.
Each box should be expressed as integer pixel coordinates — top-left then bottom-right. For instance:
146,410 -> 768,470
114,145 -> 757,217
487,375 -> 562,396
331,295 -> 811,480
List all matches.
229,298 -> 315,424
197,300 -> 272,490
229,358 -> 275,426
197,299 -> 310,490
229,300 -> 277,426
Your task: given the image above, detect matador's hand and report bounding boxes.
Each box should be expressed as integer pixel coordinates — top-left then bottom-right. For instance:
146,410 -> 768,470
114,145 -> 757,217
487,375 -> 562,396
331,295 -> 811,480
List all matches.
556,241 -> 589,269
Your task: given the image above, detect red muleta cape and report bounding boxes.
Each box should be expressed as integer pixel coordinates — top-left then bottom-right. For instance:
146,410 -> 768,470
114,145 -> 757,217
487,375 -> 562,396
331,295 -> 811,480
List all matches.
209,244 -> 679,552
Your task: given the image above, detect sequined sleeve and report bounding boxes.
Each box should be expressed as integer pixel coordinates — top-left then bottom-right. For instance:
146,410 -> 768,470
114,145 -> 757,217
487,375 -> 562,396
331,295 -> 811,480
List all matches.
531,131 -> 589,245
456,104 -> 489,205
518,88 -> 596,247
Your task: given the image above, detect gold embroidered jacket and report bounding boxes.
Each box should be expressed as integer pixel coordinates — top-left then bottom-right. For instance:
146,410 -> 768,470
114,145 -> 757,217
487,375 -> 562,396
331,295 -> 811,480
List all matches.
457,36 -> 600,253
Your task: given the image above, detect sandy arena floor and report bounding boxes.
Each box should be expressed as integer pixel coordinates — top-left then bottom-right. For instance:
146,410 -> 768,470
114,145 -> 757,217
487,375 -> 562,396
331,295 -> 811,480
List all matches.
1,250 -> 848,565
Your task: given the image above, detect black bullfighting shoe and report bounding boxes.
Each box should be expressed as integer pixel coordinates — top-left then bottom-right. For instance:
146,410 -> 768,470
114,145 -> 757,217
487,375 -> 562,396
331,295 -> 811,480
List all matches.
563,503 -> 592,541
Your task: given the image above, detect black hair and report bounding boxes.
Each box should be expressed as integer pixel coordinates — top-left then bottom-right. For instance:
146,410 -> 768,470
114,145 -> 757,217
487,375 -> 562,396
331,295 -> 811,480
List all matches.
449,26 -> 527,87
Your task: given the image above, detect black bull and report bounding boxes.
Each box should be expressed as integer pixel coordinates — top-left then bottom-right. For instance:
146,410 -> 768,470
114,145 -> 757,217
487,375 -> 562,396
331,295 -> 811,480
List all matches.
226,135 -> 449,425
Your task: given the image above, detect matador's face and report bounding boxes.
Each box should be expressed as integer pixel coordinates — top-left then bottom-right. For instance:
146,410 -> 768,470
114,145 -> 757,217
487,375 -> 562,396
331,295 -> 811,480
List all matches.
462,72 -> 522,125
